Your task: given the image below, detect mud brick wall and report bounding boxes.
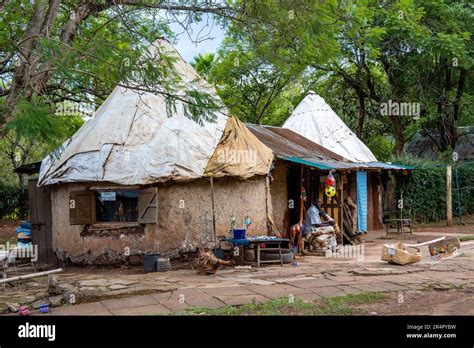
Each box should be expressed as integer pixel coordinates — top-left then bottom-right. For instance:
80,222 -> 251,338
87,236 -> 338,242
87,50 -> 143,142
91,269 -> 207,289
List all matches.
50,177 -> 269,264
270,160 -> 289,233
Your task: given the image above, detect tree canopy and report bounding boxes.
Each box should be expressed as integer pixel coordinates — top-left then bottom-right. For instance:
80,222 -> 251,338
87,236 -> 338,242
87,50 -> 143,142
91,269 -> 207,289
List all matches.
0,0 -> 472,185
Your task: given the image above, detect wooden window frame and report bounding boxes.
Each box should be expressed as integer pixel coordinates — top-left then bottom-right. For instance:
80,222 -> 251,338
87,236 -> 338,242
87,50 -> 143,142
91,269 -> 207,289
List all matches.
69,187 -> 157,226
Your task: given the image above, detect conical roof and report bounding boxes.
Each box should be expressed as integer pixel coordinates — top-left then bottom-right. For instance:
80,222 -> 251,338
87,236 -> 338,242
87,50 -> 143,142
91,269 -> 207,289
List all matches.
39,39 -> 273,186
283,92 -> 377,162
39,39 -> 229,186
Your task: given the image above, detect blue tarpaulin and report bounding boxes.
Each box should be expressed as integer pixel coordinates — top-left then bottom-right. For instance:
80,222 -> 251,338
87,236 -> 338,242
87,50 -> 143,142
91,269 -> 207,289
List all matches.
356,171 -> 368,233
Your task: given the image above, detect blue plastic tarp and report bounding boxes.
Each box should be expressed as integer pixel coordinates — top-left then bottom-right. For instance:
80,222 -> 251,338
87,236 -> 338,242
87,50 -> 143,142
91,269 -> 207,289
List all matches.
356,171 -> 368,233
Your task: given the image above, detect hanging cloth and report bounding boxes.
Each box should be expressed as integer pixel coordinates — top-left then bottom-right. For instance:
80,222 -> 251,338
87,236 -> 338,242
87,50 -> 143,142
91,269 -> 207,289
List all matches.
356,171 -> 368,233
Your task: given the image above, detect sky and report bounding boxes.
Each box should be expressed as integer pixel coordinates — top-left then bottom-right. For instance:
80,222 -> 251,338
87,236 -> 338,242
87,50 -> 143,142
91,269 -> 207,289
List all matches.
168,14 -> 226,63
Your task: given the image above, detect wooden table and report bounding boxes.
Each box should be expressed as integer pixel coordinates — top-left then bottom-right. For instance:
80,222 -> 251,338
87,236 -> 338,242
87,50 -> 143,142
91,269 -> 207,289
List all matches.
223,238 -> 290,267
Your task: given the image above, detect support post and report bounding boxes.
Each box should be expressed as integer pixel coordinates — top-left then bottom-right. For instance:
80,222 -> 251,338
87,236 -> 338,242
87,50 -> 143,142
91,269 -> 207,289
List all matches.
454,163 -> 462,225
210,177 -> 217,243
447,165 -> 452,226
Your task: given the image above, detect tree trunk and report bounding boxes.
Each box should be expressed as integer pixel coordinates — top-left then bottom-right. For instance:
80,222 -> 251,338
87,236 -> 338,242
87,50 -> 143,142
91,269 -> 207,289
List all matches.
356,93 -> 365,137
389,115 -> 405,156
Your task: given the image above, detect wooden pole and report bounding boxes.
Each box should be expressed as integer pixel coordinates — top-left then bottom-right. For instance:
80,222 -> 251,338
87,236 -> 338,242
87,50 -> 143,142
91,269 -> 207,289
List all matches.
340,174 -> 345,239
0,268 -> 63,284
210,177 -> 217,243
447,165 -> 452,226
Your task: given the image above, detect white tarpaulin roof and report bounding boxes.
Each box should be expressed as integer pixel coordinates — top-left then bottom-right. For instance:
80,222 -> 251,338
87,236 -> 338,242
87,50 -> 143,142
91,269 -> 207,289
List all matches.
39,39 -> 273,186
39,39 -> 228,186
283,92 -> 377,162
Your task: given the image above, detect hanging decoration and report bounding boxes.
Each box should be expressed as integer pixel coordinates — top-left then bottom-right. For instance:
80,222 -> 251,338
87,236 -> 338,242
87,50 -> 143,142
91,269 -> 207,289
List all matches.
325,170 -> 336,198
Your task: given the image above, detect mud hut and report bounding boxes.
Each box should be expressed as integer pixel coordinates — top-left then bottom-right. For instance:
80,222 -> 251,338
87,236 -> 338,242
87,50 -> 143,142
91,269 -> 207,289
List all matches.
37,39 -> 274,265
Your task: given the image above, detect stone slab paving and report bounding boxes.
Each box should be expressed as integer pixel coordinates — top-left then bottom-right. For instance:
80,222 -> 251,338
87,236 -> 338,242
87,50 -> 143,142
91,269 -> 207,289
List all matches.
51,302 -> 111,315
109,303 -> 171,316
102,295 -> 157,311
335,285 -> 364,295
217,294 -> 269,306
199,285 -> 257,297
150,292 -> 173,302
294,292 -> 322,302
285,278 -> 340,290
35,239 -> 474,315
184,293 -> 225,309
243,284 -> 308,299
311,286 -> 347,298
156,298 -> 188,312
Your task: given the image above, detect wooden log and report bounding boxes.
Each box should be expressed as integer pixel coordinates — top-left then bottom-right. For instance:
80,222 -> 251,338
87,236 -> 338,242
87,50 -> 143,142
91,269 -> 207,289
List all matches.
0,268 -> 63,284
404,237 -> 445,248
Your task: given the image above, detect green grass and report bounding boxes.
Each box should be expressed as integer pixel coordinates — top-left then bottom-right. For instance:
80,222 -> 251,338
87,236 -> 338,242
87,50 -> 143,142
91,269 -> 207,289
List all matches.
182,292 -> 388,316
459,235 -> 474,241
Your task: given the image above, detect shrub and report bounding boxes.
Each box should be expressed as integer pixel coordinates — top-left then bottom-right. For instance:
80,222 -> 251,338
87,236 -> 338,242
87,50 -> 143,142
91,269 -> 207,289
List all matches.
0,183 -> 28,220
393,157 -> 474,223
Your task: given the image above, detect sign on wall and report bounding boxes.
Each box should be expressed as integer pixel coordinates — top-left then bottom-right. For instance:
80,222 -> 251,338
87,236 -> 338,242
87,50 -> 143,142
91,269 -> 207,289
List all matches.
100,192 -> 116,201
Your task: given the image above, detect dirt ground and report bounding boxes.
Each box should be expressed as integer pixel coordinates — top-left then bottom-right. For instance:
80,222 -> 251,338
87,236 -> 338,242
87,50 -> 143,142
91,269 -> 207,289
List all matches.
1,219 -> 474,315
357,289 -> 474,315
0,220 -> 19,244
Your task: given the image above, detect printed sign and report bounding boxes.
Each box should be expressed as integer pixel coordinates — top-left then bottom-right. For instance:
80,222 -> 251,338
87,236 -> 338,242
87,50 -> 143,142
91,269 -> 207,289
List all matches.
100,192 -> 116,201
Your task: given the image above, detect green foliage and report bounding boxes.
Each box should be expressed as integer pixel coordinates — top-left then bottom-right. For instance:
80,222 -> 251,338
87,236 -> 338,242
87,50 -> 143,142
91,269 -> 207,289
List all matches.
365,135 -> 394,161
394,158 -> 474,223
183,292 -> 387,316
191,53 -> 216,80
7,96 -> 84,147
206,0 -> 473,157
0,183 -> 28,220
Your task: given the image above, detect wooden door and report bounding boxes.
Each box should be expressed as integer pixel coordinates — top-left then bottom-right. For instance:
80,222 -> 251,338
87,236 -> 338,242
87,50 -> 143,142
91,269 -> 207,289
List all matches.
29,178 -> 57,265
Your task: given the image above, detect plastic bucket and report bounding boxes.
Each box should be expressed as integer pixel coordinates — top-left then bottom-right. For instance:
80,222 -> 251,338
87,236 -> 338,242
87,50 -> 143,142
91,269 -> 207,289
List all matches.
143,253 -> 160,273
233,229 -> 246,239
212,248 -> 225,260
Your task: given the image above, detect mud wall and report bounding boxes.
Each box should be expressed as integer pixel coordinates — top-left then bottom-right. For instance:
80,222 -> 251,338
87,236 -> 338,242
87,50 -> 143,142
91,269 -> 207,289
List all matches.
50,183 -> 156,265
270,160 -> 289,233
155,176 -> 268,258
51,176 -> 269,264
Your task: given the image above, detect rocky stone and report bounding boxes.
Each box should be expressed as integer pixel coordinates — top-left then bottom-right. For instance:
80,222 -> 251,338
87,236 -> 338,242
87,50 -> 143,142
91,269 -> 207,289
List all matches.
49,295 -> 64,307
23,296 -> 37,304
62,292 -> 81,305
79,279 -> 110,287
6,302 -> 20,312
112,279 -> 139,286
108,284 -> 128,290
80,286 -> 100,297
433,283 -> 452,290
58,283 -> 79,293
47,275 -> 60,295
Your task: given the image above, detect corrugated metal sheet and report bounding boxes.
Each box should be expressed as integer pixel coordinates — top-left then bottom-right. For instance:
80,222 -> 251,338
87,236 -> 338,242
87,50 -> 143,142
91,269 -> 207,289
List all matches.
364,162 -> 416,170
246,124 -> 413,171
280,156 -> 334,170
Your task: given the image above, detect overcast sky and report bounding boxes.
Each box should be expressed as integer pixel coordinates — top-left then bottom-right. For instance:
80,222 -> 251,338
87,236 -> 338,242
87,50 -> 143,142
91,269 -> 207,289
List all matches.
168,14 -> 226,62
